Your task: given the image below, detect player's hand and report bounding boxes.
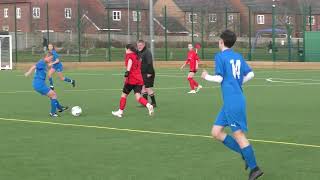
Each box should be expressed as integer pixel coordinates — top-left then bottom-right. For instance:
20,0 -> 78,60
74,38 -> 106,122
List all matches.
48,63 -> 53,67
201,70 -> 208,79
24,71 -> 30,77
180,65 -> 185,70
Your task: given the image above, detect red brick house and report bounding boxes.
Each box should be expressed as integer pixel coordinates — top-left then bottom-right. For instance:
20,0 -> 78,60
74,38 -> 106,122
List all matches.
0,0 -> 107,33
103,0 -> 150,36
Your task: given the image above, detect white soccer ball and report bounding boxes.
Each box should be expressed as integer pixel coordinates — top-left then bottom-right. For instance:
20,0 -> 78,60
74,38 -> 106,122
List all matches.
71,106 -> 82,117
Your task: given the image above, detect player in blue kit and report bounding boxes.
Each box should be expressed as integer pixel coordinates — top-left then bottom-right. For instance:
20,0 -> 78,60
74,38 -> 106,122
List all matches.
25,53 -> 68,117
47,43 -> 75,90
201,30 -> 263,180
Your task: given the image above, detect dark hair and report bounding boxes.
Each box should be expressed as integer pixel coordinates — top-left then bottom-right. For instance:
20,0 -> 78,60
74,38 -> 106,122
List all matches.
137,40 -> 145,44
48,43 -> 55,50
220,30 -> 237,48
47,52 -> 53,57
126,44 -> 139,55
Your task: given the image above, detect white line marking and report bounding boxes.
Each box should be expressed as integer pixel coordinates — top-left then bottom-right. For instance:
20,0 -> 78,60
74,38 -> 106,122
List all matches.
0,117 -> 319,149
266,78 -> 320,85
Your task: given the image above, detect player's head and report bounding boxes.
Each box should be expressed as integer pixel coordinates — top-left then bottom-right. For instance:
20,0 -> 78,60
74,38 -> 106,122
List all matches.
137,40 -> 146,51
219,30 -> 237,49
188,44 -> 193,51
125,44 -> 138,54
48,43 -> 55,51
44,52 -> 53,63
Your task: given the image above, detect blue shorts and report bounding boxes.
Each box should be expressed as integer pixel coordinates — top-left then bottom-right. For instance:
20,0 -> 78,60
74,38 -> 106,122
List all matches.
214,105 -> 248,132
33,82 -> 50,96
52,63 -> 63,72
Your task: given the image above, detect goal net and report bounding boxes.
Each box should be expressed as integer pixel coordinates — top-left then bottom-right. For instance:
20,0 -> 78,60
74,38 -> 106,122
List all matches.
0,35 -> 12,70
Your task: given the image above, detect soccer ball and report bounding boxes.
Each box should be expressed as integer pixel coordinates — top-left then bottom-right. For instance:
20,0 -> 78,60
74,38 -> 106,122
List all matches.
71,106 -> 82,117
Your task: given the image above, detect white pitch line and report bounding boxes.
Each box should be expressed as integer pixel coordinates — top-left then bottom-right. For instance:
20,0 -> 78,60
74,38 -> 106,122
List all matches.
266,78 -> 320,85
0,117 -> 319,149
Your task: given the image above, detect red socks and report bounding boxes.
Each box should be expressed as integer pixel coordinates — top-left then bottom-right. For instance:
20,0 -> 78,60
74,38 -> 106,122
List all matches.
193,79 -> 199,87
188,77 -> 198,90
119,97 -> 127,110
138,97 -> 148,107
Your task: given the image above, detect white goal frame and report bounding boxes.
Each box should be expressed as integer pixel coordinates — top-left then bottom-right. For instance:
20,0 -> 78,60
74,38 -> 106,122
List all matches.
0,35 -> 13,70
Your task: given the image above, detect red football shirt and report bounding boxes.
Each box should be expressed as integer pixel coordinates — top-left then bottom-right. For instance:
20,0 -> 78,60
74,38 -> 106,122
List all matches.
125,53 -> 144,85
185,50 -> 199,72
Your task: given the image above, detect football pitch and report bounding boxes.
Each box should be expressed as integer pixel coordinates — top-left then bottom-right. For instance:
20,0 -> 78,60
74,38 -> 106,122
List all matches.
0,68 -> 319,180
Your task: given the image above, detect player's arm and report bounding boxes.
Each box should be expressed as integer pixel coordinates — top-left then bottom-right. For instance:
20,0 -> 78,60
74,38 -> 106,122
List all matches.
24,65 -> 36,77
201,70 -> 223,83
242,60 -> 254,84
124,59 -> 133,77
243,71 -> 254,84
201,53 -> 224,83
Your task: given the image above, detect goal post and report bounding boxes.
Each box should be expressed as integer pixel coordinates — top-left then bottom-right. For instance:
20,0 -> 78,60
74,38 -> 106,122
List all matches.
0,35 -> 13,70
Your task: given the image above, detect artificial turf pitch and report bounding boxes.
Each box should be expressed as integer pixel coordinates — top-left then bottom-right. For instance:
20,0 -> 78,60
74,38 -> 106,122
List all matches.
0,68 -> 319,180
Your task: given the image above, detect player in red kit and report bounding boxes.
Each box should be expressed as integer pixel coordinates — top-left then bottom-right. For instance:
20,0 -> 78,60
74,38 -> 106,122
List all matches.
112,44 -> 154,118
181,43 -> 202,94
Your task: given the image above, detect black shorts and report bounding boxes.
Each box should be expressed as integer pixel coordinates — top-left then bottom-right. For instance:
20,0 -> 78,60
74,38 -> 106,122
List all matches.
189,70 -> 197,73
122,84 -> 143,94
142,73 -> 155,88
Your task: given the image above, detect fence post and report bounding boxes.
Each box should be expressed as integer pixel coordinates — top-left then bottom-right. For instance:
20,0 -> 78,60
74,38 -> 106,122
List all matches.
272,4 -> 276,62
191,7 -> 194,45
164,6 -> 168,61
309,5 -> 312,31
225,7 -> 228,29
136,5 -> 140,41
107,4 -> 111,61
77,0 -> 81,62
46,1 -> 49,45
201,9 -> 204,59
287,25 -> 292,62
303,6 -> 307,61
248,6 -> 252,61
14,3 -> 18,63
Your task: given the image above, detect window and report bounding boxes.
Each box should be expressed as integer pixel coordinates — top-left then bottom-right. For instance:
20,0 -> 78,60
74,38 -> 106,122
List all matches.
33,7 -> 40,19
65,8 -> 72,19
4,8 -> 8,18
16,8 -> 21,19
307,16 -> 315,25
228,15 -> 234,23
113,11 -> 121,21
286,16 -> 293,24
188,13 -> 197,23
257,15 -> 265,24
132,11 -> 141,22
2,25 -> 9,31
209,13 -> 217,22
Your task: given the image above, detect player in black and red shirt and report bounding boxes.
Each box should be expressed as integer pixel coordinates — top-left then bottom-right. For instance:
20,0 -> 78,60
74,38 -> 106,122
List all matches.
112,44 -> 154,118
181,43 -> 202,94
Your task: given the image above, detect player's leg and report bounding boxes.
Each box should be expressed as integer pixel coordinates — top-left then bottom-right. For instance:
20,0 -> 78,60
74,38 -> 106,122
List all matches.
57,71 -> 76,87
192,72 -> 202,93
146,87 -> 156,107
48,68 -> 56,90
233,130 -> 263,179
112,84 -> 132,118
187,72 -> 196,93
134,86 -> 154,116
145,74 -> 156,107
141,86 -> 149,100
46,89 -> 67,117
213,111 -> 243,155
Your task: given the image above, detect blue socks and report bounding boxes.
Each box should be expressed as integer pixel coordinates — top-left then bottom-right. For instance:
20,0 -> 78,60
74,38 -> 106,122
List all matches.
223,135 -> 242,154
49,77 -> 54,86
50,99 -> 57,114
64,77 -> 72,83
241,145 -> 257,170
50,99 -> 62,113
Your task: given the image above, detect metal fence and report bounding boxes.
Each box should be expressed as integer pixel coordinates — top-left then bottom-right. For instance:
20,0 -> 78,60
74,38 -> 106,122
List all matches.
1,0 -> 320,63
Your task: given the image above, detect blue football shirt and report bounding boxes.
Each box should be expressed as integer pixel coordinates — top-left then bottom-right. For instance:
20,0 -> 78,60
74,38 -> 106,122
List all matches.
33,60 -> 47,83
214,49 -> 252,104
